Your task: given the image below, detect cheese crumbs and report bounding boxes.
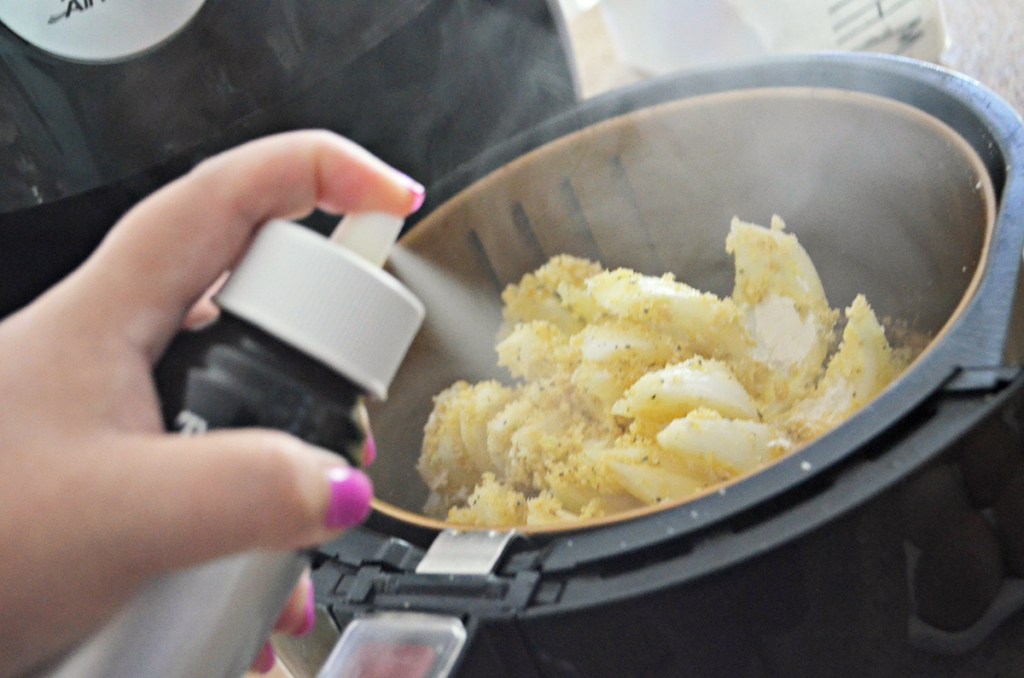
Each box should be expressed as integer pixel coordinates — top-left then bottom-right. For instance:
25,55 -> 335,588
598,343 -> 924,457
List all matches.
417,216 -> 908,527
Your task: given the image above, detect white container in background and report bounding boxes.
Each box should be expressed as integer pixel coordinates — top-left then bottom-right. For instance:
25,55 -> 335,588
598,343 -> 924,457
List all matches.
600,0 -> 949,75
557,0 -> 601,22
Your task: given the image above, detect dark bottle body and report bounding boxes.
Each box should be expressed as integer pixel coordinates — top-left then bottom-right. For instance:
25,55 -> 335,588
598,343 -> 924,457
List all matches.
50,311 -> 371,678
154,312 -> 367,466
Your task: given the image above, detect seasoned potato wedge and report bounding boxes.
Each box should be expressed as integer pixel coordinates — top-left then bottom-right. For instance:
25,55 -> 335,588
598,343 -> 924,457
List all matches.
418,217 -> 906,526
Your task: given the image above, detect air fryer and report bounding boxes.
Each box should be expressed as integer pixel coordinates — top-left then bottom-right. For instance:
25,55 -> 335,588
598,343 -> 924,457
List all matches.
0,0 -> 578,317
295,54 -> 1024,678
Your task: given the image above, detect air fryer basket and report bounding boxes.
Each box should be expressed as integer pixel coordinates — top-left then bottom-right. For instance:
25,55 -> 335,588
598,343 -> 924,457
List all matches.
310,54 -> 1024,677
370,74 -> 1001,532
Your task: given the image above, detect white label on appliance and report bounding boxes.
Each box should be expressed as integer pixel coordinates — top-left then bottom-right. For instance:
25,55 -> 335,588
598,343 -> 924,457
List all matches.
0,0 -> 206,63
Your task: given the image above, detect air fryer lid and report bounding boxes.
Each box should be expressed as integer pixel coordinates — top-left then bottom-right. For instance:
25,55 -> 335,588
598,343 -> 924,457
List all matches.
365,55 -> 1022,554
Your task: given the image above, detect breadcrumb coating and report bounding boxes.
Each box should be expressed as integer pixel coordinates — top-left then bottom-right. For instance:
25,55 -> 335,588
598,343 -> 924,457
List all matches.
419,217 -> 908,526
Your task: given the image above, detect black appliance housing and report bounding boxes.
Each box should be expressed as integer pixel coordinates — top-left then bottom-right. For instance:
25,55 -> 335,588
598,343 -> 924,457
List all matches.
311,54 -> 1024,677
0,0 -> 578,317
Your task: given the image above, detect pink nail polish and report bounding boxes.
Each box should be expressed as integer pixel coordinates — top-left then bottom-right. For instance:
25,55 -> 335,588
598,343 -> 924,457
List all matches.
398,173 -> 425,212
409,186 -> 426,213
252,642 -> 276,673
363,431 -> 377,467
298,585 -> 316,637
325,467 -> 373,529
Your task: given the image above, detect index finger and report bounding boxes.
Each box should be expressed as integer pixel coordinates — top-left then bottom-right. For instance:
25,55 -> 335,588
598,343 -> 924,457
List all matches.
74,130 -> 424,356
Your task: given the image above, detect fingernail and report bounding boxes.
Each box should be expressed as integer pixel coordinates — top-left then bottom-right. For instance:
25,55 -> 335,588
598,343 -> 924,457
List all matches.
252,642 -> 276,673
398,173 -> 425,213
325,467 -> 373,529
298,584 -> 316,637
363,431 -> 377,467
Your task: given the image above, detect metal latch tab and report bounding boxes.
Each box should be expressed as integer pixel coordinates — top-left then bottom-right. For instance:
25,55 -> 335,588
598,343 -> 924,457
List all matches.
416,529 -> 518,576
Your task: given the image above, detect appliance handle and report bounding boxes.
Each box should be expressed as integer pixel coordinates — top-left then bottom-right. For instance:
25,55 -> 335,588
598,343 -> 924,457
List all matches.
316,612 -> 468,678
314,530 -> 518,676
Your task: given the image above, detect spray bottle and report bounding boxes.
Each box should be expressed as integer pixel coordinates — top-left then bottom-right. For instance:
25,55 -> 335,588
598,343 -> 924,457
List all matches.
47,214 -> 424,678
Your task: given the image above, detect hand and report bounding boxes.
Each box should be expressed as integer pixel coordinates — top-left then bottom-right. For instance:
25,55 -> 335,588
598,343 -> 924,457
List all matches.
0,131 -> 424,677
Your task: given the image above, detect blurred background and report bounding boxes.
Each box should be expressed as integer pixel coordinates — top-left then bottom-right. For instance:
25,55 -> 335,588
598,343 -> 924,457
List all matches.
559,0 -> 1023,111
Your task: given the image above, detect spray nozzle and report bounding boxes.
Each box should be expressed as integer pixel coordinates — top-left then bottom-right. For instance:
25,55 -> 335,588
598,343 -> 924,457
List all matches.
330,212 -> 405,268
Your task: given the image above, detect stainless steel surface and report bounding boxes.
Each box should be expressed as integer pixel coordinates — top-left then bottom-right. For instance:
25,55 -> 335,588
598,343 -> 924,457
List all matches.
48,552 -> 306,678
416,530 -> 518,575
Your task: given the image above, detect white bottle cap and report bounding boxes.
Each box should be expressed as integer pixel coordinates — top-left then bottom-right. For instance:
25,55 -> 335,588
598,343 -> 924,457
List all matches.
215,220 -> 424,399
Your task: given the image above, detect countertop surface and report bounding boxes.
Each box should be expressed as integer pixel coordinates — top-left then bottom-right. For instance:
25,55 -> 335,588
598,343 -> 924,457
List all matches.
942,0 -> 1024,115
567,0 -> 1024,116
